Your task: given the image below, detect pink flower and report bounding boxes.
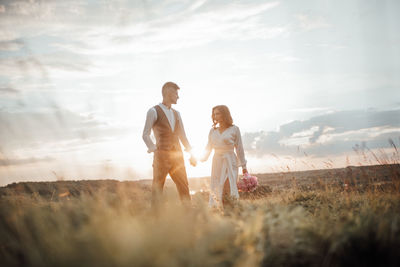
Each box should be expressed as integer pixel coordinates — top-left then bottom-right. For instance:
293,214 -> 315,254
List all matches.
237,173 -> 258,192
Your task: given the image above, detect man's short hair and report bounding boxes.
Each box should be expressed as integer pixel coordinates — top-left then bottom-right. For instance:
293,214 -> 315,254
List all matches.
162,82 -> 180,97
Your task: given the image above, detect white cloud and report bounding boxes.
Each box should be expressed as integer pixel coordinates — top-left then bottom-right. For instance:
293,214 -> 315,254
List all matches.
316,126 -> 400,144
295,13 -> 330,31
0,156 -> 54,166
77,1 -> 284,56
0,86 -> 19,94
0,30 -> 18,42
0,108 -> 129,153
288,107 -> 332,113
0,0 -> 288,87
0,41 -> 23,51
279,126 -> 320,146
187,0 -> 208,12
216,2 -> 280,21
243,108 -> 400,157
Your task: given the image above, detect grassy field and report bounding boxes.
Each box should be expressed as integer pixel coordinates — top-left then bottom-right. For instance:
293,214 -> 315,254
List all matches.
1,164 -> 400,267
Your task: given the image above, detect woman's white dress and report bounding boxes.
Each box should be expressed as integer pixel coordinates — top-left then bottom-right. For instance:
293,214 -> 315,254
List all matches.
202,125 -> 247,207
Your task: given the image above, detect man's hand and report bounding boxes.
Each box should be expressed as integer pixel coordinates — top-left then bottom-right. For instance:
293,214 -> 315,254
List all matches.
189,156 -> 197,167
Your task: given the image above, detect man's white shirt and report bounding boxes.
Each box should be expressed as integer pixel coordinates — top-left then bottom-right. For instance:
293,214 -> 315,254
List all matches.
142,103 -> 192,153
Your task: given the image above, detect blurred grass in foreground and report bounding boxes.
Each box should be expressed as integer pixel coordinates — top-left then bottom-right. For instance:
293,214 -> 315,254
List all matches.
1,178 -> 400,266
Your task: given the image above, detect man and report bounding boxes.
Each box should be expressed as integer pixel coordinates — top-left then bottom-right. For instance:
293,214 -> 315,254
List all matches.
142,82 -> 197,208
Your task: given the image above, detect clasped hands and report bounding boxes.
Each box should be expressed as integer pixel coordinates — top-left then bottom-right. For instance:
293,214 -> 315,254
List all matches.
189,155 -> 197,167
189,155 -> 207,167
189,151 -> 206,167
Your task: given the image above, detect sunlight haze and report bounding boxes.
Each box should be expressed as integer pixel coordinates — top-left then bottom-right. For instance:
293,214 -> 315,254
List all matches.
0,0 -> 399,186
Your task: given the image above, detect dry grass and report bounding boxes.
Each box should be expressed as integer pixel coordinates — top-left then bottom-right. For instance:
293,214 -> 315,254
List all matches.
1,145 -> 400,266
1,175 -> 400,266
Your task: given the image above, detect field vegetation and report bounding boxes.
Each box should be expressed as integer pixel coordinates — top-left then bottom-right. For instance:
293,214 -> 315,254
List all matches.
1,152 -> 400,266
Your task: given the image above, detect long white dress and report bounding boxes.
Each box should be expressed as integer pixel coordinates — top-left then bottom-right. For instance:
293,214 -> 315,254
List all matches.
202,125 -> 247,207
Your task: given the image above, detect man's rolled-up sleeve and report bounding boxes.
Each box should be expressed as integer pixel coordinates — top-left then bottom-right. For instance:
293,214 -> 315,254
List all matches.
142,108 -> 157,153
177,112 -> 192,152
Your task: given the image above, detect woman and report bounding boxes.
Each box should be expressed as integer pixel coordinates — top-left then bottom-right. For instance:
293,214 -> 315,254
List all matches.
201,105 -> 248,208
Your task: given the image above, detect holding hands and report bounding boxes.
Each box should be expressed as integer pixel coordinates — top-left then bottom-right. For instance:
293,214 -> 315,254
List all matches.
189,155 -> 197,167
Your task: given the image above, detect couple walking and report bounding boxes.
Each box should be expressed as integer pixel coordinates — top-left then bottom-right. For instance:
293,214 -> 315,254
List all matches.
142,82 -> 247,209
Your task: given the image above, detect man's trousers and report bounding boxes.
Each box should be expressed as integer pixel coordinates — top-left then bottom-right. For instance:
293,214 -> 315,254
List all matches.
152,150 -> 191,208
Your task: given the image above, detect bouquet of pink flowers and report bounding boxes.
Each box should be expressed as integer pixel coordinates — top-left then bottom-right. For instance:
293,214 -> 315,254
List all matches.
237,173 -> 258,192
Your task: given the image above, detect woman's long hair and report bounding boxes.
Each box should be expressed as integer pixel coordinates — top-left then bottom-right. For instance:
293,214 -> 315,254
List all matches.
212,105 -> 233,129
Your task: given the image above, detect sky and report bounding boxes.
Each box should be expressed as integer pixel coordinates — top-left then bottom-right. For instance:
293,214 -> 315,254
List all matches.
0,0 -> 399,186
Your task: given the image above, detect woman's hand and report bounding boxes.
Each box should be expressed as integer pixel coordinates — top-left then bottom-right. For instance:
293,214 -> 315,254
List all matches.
242,168 -> 248,175
199,152 -> 208,163
189,156 -> 197,167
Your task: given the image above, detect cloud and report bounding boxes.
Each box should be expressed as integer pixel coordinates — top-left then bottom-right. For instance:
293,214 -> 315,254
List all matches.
295,13 -> 330,31
0,0 -> 288,88
0,108 -> 129,151
39,52 -> 92,73
0,0 -> 284,57
0,86 -> 19,94
0,156 -> 54,166
0,50 -> 92,83
0,56 -> 49,81
243,108 -> 400,157
106,1 -> 283,53
0,40 -> 23,51
0,29 -> 18,42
